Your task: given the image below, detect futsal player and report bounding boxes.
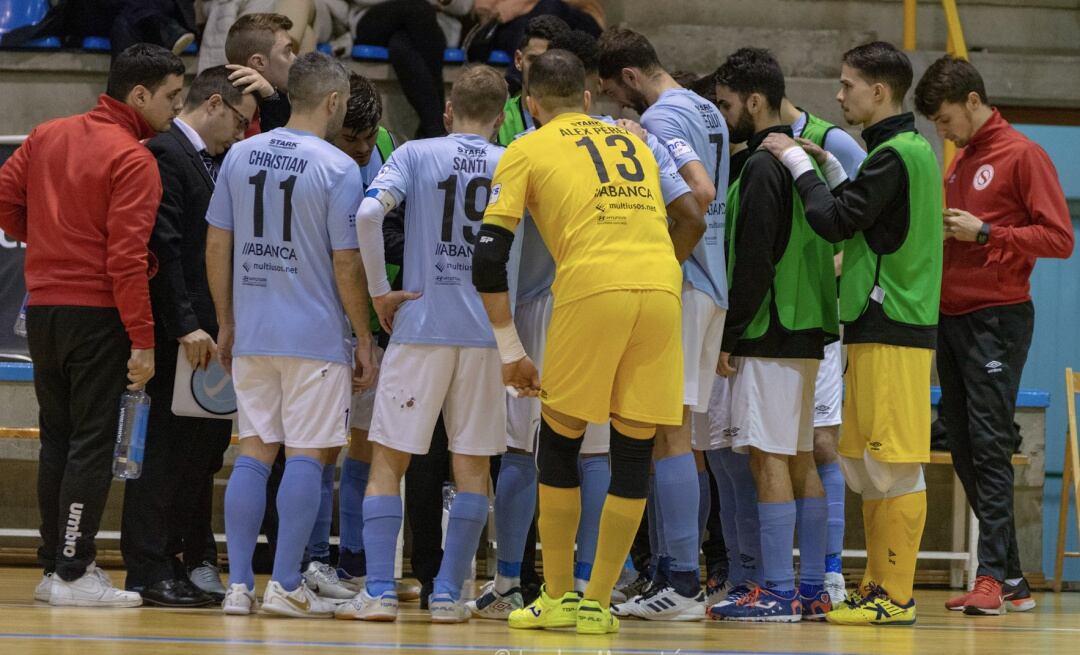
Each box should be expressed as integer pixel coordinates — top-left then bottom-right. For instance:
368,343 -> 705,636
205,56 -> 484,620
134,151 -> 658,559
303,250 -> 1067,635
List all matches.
762,41 -> 943,626
333,65 -> 511,624
598,27 -> 729,620
474,49 -> 703,635
207,52 -> 380,618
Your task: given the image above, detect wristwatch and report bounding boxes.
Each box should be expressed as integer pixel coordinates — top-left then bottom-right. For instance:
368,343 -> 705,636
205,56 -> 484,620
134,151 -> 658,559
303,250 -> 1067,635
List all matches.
976,222 -> 991,245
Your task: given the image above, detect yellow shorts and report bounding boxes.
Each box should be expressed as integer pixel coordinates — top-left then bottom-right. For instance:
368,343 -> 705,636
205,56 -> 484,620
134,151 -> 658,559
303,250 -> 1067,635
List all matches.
541,290 -> 683,426
839,343 -> 933,463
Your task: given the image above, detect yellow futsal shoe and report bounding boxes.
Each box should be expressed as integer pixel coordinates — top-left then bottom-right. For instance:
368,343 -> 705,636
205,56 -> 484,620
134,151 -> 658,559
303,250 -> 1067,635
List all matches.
508,585 -> 580,630
826,586 -> 916,626
577,599 -> 619,635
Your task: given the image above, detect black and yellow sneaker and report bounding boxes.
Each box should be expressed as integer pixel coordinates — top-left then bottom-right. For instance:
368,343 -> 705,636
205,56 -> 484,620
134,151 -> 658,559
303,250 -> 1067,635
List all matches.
507,585 -> 580,630
577,599 -> 619,635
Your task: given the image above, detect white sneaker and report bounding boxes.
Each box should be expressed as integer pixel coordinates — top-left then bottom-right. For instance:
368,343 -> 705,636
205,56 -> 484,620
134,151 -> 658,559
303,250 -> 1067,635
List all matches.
336,568 -> 365,594
429,593 -> 470,623
396,580 -> 420,601
466,581 -> 523,620
261,580 -> 335,618
611,584 -> 706,621
302,561 -> 356,600
824,571 -> 847,606
189,562 -> 227,598
34,573 -> 53,602
49,564 -> 142,607
334,589 -> 399,622
222,583 -> 258,615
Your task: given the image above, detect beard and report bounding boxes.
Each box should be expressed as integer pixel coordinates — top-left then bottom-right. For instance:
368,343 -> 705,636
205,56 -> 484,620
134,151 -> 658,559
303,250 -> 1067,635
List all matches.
623,84 -> 649,115
728,109 -> 756,144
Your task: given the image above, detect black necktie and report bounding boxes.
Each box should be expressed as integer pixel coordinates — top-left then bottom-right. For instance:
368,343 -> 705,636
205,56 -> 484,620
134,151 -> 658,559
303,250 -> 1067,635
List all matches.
199,149 -> 218,182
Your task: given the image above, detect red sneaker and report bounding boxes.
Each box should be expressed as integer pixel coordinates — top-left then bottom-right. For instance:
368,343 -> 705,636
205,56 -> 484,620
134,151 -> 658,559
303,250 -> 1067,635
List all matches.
963,576 -> 1005,616
945,588 -> 972,612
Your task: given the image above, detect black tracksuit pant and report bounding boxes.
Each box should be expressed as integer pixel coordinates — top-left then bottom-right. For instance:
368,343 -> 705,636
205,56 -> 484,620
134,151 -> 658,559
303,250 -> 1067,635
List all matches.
121,337 -> 232,588
937,301 -> 1034,581
28,306 -> 130,581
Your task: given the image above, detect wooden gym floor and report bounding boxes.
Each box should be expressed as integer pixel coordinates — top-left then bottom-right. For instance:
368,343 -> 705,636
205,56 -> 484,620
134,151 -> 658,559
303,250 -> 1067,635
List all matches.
0,567 -> 1077,655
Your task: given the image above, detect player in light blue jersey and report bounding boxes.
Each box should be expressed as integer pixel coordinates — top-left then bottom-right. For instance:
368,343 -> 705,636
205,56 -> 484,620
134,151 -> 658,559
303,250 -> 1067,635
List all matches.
334,65 -> 511,624
467,32 -> 707,621
206,53 -> 382,619
597,27 -> 729,620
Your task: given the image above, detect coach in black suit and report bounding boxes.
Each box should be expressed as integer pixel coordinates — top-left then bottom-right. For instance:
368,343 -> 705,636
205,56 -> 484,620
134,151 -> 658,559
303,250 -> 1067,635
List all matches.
120,66 -> 258,607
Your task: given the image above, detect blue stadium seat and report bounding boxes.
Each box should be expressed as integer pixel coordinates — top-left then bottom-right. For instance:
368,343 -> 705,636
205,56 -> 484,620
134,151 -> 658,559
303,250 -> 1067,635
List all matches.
316,42 -> 332,55
487,50 -> 511,66
351,44 -> 389,61
443,48 -> 465,64
183,40 -> 197,55
0,0 -> 59,48
81,36 -> 110,52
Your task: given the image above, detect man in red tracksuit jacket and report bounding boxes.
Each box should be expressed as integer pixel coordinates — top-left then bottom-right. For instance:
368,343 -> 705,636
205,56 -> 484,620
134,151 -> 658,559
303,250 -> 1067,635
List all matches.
0,44 -> 185,607
915,56 -> 1074,617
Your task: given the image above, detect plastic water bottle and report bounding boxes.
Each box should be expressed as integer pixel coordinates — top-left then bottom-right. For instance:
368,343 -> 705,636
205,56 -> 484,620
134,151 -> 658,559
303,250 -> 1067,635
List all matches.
12,293 -> 28,338
112,390 -> 151,480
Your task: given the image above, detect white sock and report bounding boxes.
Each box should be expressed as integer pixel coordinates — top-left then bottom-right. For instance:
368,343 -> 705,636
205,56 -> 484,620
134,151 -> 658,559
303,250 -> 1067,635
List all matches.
1005,577 -> 1023,587
574,578 -> 588,593
494,574 -> 519,595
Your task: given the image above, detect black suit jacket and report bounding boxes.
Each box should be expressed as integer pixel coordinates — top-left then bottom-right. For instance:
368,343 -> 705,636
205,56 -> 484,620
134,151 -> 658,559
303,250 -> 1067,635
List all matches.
146,123 -> 219,342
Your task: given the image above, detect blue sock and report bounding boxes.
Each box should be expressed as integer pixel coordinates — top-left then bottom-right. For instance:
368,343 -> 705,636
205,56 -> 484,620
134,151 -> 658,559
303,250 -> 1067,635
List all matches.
306,462 -> 335,563
697,468 -> 711,545
272,456 -> 324,591
224,456 -> 270,591
654,453 -> 699,589
706,449 -> 740,584
433,492 -> 488,601
493,452 -> 535,593
338,457 -> 370,575
758,501 -> 797,595
363,495 -> 402,597
796,496 -> 828,588
574,455 -> 610,585
817,462 -> 845,572
719,448 -> 762,585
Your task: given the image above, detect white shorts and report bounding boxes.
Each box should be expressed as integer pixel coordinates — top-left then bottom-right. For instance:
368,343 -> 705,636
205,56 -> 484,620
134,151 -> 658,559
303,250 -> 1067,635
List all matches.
234,355 -> 351,449
730,357 -> 819,456
682,286 -> 726,413
699,374 -> 733,450
813,341 -> 843,428
505,292 -> 609,455
370,343 -> 507,456
349,345 -> 385,432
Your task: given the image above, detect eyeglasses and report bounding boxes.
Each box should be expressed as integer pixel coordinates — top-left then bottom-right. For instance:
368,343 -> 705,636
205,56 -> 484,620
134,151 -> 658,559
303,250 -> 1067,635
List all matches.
221,98 -> 251,132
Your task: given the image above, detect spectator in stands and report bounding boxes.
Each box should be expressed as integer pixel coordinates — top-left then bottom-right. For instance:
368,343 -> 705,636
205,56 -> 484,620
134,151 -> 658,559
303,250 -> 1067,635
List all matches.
0,44 -> 185,608
222,13 -> 297,133
915,55 -> 1074,617
490,0 -> 601,65
120,65 -> 258,608
200,1 -> 340,68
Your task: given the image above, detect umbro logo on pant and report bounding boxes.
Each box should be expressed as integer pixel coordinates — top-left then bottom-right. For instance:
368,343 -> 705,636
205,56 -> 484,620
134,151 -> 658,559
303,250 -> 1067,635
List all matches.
985,360 -> 1003,373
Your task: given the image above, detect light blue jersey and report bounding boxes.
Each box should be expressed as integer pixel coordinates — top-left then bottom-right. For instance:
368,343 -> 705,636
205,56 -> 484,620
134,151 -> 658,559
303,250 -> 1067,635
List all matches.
641,88 -> 730,309
206,128 -> 362,365
513,115 -> 693,304
366,133 -> 505,348
791,111 -> 866,179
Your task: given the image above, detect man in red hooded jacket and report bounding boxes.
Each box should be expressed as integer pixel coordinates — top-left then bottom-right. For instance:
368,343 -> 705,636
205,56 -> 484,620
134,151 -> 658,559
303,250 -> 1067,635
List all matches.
915,56 -> 1074,617
0,43 -> 185,607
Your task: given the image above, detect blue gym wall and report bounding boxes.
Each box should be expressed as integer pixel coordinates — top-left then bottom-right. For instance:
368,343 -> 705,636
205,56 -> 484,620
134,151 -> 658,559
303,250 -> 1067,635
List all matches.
1012,124 -> 1080,581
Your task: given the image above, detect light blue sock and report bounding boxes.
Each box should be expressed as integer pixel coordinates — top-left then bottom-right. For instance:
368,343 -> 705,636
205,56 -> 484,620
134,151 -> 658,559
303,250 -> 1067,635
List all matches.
493,452 -> 535,593
574,454 -> 611,583
719,448 -> 762,585
758,501 -> 797,594
697,469 -> 712,545
306,462 -> 335,563
796,496 -> 828,588
654,453 -> 700,576
817,462 -> 846,572
339,457 -> 370,562
224,456 -> 271,591
363,495 -> 402,597
433,492 -> 488,601
272,456 -> 324,591
706,449 -> 740,583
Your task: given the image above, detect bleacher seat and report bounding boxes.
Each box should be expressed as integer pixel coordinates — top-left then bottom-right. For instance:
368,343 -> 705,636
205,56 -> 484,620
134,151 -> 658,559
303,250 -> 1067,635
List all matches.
0,0 -> 59,49
351,44 -> 390,61
487,50 -> 511,65
316,42 -> 332,55
81,36 -> 110,52
349,44 -> 505,65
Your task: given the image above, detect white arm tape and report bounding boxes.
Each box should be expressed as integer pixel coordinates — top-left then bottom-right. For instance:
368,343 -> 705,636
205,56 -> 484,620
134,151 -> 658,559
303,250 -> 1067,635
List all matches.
821,152 -> 850,190
492,322 -> 527,365
356,195 -> 392,297
779,146 -> 816,180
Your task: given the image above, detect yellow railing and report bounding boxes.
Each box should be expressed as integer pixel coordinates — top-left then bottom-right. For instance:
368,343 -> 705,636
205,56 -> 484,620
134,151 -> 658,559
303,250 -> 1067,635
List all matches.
903,0 -> 969,172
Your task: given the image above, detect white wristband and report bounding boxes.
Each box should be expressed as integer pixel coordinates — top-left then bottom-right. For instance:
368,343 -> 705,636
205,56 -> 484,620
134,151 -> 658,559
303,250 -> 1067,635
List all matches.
779,146 -> 815,180
492,323 -> 527,364
822,152 -> 849,190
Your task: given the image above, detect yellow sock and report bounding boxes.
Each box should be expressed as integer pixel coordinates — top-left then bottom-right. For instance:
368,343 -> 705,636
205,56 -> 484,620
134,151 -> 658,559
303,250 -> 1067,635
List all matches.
583,494 -> 646,608
860,497 -> 885,594
538,483 -> 581,597
878,491 -> 926,605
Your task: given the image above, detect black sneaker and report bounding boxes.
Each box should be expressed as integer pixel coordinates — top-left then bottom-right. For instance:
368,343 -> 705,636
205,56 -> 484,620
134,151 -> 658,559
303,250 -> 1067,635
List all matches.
1003,578 -> 1036,612
419,581 -> 434,610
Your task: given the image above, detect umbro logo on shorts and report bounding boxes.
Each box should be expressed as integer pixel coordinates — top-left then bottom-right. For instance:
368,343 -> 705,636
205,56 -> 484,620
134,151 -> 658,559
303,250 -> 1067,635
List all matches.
985,360 -> 1003,373
724,427 -> 739,437
815,404 -> 831,415
869,441 -> 883,451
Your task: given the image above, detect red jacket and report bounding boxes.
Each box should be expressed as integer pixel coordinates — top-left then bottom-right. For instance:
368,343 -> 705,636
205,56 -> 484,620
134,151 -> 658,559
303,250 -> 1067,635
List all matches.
942,109 -> 1074,316
0,95 -> 161,349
